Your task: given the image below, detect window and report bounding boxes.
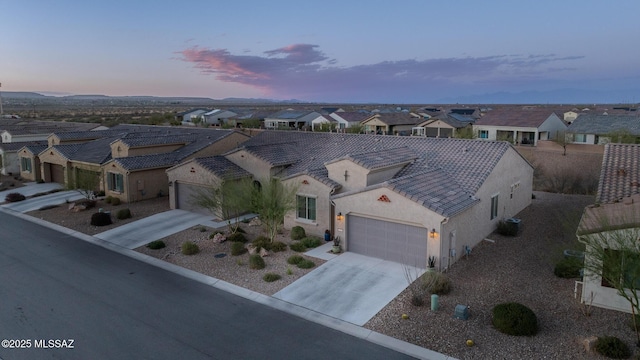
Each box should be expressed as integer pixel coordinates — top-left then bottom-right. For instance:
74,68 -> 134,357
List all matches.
21,157 -> 32,173
296,195 -> 316,221
107,172 -> 124,192
602,249 -> 640,289
490,194 -> 499,220
479,130 -> 489,139
574,134 -> 587,143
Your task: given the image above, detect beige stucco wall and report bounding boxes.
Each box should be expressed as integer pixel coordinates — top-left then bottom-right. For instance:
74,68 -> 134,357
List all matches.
326,160 -> 369,192
283,174 -> 335,238
127,168 -> 171,202
332,187 -> 445,268
166,160 -> 223,210
18,149 -> 40,181
225,149 -> 275,182
38,149 -> 71,184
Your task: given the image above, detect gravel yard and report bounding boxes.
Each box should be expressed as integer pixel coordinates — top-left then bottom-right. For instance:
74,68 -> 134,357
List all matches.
22,191 -> 637,359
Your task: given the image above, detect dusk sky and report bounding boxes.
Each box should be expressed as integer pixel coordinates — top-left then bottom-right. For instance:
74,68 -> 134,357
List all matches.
2,1 -> 639,104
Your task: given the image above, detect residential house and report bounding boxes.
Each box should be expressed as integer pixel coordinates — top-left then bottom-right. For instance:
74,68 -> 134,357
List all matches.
578,143 -> 640,313
263,109 -> 324,130
473,108 -> 566,145
176,109 -> 209,126
567,114 -> 640,145
178,131 -> 533,269
328,111 -> 372,130
361,113 -> 422,135
166,156 -> 252,217
0,119 -> 102,143
311,115 -> 340,131
412,112 -> 475,137
202,109 -> 238,126
17,144 -> 48,181
1,141 -> 46,176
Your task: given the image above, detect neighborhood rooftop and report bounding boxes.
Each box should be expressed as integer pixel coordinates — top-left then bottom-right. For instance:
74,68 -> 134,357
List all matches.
596,143 -> 640,204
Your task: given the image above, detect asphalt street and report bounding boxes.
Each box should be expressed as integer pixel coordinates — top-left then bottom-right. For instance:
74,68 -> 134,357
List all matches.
0,213 -> 416,360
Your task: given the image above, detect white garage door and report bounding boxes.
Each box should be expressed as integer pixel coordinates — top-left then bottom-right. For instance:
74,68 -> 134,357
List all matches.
347,215 -> 428,268
176,182 -> 214,216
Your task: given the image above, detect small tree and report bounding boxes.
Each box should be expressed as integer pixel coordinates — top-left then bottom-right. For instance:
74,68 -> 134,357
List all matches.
249,178 -> 298,242
345,124 -> 364,134
191,177 -> 252,234
454,126 -> 477,139
68,167 -> 101,200
552,130 -> 573,156
579,211 -> 640,345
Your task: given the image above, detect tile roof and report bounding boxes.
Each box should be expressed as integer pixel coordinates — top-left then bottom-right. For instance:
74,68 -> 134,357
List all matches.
0,141 -> 48,151
578,195 -> 640,235
194,156 -> 252,180
327,147 -> 417,170
233,131 -> 514,216
567,114 -> 640,135
330,112 -> 373,123
475,108 -> 558,127
266,110 -> 316,120
364,113 -> 422,126
596,143 -> 640,203
22,144 -> 49,155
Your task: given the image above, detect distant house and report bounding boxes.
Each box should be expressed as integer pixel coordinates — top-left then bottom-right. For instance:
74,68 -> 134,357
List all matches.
473,108 -> 566,145
0,119 -> 102,143
412,113 -> 475,137
567,114 -> 640,145
176,109 -> 209,126
263,109 -> 324,130
578,143 -> 640,313
202,109 -> 238,126
17,144 -> 48,181
361,113 -> 422,135
1,141 -> 46,176
311,115 -> 340,131
329,111 -> 372,129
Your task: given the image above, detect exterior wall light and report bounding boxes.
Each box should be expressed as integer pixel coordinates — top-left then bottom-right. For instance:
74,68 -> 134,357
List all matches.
337,212 -> 344,221
430,228 -> 437,239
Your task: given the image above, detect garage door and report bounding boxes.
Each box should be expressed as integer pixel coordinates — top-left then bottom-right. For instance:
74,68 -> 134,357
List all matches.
176,182 -> 214,216
50,164 -> 65,184
347,215 -> 428,268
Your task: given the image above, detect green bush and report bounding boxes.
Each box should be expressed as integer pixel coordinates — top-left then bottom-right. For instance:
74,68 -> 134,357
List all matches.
291,226 -> 306,240
263,273 -> 281,282
297,259 -> 315,269
116,208 -> 132,220
181,241 -> 200,255
289,242 -> 307,252
496,220 -> 518,236
270,241 -> 287,252
231,242 -> 247,256
110,197 -> 121,206
492,302 -> 538,336
252,236 -> 271,251
287,255 -> 305,265
146,240 -> 166,249
249,254 -> 265,269
227,232 -> 247,243
300,237 -> 322,249
554,257 -> 582,278
419,271 -> 452,295
594,336 -> 630,359
90,212 -> 112,226
105,196 -> 113,204
5,192 -> 26,202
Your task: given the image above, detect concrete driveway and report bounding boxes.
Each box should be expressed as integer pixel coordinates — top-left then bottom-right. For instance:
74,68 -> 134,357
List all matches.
94,209 -> 214,249
1,183 -> 85,213
274,252 -> 424,326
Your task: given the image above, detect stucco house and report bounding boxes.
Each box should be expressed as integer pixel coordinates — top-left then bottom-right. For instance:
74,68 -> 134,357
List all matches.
361,113 -> 422,135
202,109 -> 238,126
578,143 -> 640,313
567,114 -> 640,145
17,144 -> 48,181
175,131 -> 533,269
263,110 -> 324,130
176,109 -> 209,126
328,111 -> 373,129
0,119 -> 102,143
411,113 -> 475,137
1,141 -> 46,175
473,108 -> 566,145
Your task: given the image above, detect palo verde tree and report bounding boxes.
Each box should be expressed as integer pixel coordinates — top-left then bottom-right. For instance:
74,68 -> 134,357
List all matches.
578,207 -> 640,345
67,167 -> 101,200
249,177 -> 298,242
552,130 -> 573,156
191,177 -> 252,234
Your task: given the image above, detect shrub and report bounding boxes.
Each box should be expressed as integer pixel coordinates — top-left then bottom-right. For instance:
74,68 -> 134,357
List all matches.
105,196 -> 113,204
297,259 -> 315,269
492,302 -> 538,336
300,236 -> 322,249
252,236 -> 271,251
116,208 -> 132,220
594,336 -> 630,359
96,190 -> 106,197
249,254 -> 265,269
146,240 -> 166,249
496,220 -> 518,236
554,257 -> 582,278
110,197 -> 121,206
5,192 -> 26,202
290,226 -> 306,240
227,232 -> 247,243
289,242 -> 307,252
419,272 -> 452,295
90,212 -> 112,226
270,241 -> 287,252
287,255 -> 305,265
263,273 -> 281,282
231,242 -> 247,256
181,241 -> 200,255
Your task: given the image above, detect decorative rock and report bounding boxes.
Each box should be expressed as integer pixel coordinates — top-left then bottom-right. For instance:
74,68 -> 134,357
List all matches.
212,233 -> 226,243
68,202 -> 76,210
247,244 -> 257,255
259,248 -> 269,257
249,217 -> 262,227
583,336 -> 598,353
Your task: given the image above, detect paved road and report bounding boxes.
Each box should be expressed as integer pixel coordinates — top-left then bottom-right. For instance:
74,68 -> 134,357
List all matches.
0,213 -> 417,360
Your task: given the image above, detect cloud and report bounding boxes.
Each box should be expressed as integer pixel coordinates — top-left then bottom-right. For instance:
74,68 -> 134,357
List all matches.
179,44 -> 586,102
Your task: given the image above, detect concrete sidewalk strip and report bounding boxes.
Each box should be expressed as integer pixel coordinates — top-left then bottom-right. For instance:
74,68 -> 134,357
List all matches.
1,190 -> 85,213
93,209 -> 213,249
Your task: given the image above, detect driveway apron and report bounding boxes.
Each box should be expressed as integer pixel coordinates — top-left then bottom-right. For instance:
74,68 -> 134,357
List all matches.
273,252 -> 424,326
94,210 -> 212,249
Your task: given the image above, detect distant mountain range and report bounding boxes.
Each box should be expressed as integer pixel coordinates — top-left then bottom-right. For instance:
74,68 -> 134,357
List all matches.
0,92 -> 304,104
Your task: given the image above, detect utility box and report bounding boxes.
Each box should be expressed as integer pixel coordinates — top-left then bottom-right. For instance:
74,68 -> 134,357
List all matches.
505,218 -> 521,234
454,304 -> 469,320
